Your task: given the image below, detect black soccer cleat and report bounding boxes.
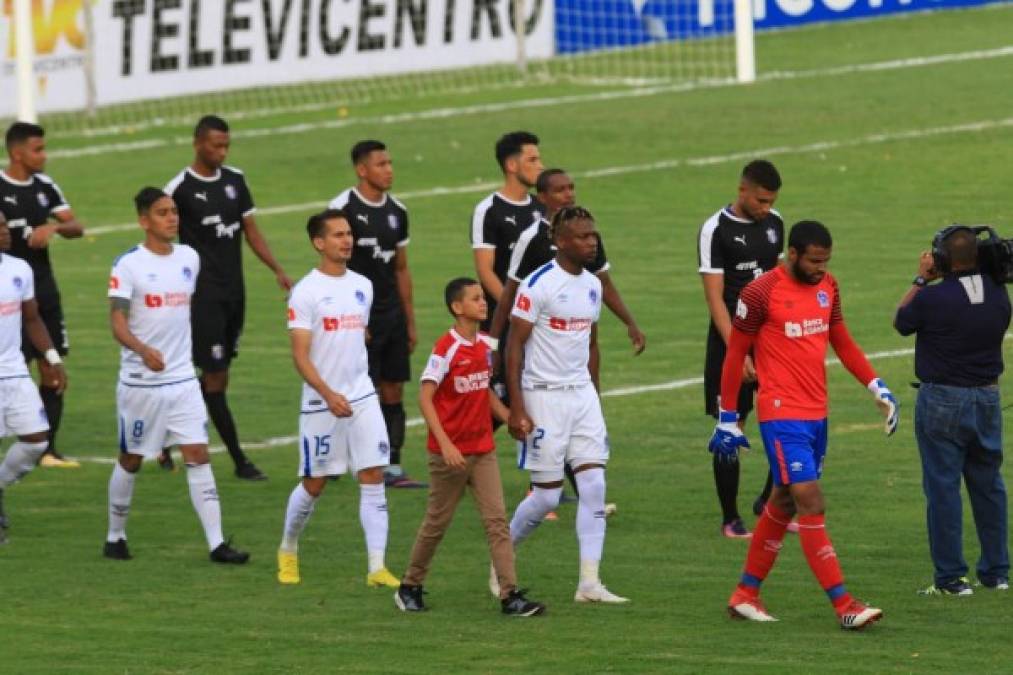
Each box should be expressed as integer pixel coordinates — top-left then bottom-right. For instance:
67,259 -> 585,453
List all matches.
235,462 -> 267,481
103,538 -> 132,560
501,589 -> 546,617
157,450 -> 176,472
394,584 -> 427,612
210,540 -> 250,564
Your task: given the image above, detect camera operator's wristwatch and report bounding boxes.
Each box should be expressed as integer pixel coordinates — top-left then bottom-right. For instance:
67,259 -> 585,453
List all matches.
912,275 -> 928,287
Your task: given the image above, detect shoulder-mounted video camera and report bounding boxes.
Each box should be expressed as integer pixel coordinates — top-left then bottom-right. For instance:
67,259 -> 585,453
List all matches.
931,224 -> 1013,284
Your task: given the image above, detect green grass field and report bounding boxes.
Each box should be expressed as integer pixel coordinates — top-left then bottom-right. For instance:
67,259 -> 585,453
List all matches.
3,5 -> 1013,672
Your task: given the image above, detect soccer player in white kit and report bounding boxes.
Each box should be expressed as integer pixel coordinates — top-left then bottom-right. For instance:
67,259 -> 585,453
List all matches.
0,214 -> 67,543
506,206 -> 628,604
276,209 -> 399,589
103,187 -> 249,564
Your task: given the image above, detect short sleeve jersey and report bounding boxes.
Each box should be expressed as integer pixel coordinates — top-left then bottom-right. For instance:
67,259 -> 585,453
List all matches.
733,266 -> 843,421
287,269 -> 375,410
108,244 -> 201,386
328,188 -> 409,314
165,166 -> 255,296
471,191 -> 545,285
0,253 -> 34,378
697,206 -> 784,311
0,170 -> 70,299
420,329 -> 496,455
508,219 -> 610,282
511,261 -> 602,389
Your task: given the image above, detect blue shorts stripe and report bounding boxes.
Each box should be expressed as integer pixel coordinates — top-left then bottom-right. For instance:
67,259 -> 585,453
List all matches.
517,439 -> 527,469
301,436 -> 311,478
118,416 -> 127,454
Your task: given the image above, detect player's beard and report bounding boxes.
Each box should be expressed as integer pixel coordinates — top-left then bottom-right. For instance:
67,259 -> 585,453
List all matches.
792,259 -> 823,285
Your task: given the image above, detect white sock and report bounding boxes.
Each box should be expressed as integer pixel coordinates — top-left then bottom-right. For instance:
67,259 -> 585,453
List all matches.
186,463 -> 224,551
359,483 -> 388,573
0,441 -> 47,488
280,483 -> 317,553
575,469 -> 607,585
509,486 -> 562,545
107,462 -> 136,542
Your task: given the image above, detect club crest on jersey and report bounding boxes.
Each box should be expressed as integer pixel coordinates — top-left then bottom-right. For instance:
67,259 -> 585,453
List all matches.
355,290 -> 366,305
588,289 -> 598,305
12,276 -> 22,289
816,290 -> 830,308
182,266 -> 193,281
378,441 -> 390,455
387,214 -> 399,230
429,356 -> 441,371
224,184 -> 237,200
36,192 -> 49,208
766,227 -> 777,244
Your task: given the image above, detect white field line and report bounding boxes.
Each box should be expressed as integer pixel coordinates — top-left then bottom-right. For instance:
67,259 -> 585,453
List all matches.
67,345 -> 922,465
84,113 -> 1013,238
47,44 -> 1013,161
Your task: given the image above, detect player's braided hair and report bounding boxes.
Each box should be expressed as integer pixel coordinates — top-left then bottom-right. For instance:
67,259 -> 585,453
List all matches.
549,205 -> 594,241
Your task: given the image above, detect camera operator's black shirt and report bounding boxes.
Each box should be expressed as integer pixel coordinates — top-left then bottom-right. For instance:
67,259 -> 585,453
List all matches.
895,272 -> 1010,386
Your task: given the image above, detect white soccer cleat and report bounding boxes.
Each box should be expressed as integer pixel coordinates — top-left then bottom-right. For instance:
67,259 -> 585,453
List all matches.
488,563 -> 501,598
574,582 -> 630,604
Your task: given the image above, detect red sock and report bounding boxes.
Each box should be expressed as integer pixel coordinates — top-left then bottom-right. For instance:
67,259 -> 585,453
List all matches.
736,504 -> 792,597
797,513 -> 852,611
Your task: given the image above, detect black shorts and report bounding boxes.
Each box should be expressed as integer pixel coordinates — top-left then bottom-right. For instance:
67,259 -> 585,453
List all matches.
22,293 -> 68,361
367,306 -> 411,384
704,324 -> 756,418
192,293 -> 245,373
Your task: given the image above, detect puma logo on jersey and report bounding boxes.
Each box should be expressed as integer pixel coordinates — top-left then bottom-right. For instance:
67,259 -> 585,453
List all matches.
734,235 -> 747,246
356,214 -> 369,224
195,192 -> 207,202
2,196 -> 15,205
505,216 -> 517,225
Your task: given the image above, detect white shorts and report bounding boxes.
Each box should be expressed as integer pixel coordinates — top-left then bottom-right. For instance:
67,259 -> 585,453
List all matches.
0,376 -> 49,438
116,379 -> 208,459
517,385 -> 608,477
298,394 -> 390,477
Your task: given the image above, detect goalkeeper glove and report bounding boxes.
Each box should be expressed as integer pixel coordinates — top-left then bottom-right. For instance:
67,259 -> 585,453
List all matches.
867,378 -> 899,436
709,409 -> 750,458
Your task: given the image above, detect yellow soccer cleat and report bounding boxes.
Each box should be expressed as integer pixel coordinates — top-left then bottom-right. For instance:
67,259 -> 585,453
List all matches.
366,567 -> 400,589
39,453 -> 80,469
277,550 -> 301,585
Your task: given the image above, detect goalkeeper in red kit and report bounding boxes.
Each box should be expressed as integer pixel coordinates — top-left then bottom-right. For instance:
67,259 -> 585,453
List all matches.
709,220 -> 899,630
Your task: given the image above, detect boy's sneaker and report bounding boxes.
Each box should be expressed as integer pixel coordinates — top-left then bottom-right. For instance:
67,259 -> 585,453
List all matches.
919,577 -> 973,596
977,577 -> 1009,591
501,589 -> 546,617
103,538 -> 132,560
837,599 -> 883,630
722,518 -> 752,539
394,584 -> 427,612
210,540 -> 250,564
727,588 -> 777,622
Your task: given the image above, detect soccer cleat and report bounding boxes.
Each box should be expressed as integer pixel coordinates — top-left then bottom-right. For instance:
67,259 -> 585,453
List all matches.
367,567 -> 401,588
837,600 -> 883,630
722,518 -> 752,539
394,584 -> 427,612
277,550 -> 301,584
489,563 -> 501,598
103,538 -> 132,560
978,577 -> 1010,591
919,577 -> 974,596
210,540 -> 250,564
235,462 -> 267,481
604,502 -> 617,518
39,452 -> 80,469
574,582 -> 630,604
384,472 -> 428,489
727,589 -> 777,622
157,451 -> 176,472
502,589 -> 546,617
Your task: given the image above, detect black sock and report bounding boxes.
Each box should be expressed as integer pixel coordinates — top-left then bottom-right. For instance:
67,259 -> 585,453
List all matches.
380,402 -> 406,467
39,386 -> 63,454
712,454 -> 741,524
758,472 -> 773,505
202,389 -> 247,467
564,463 -> 579,497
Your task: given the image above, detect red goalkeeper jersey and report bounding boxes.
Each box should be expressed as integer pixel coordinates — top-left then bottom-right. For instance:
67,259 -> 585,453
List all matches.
732,266 -> 844,421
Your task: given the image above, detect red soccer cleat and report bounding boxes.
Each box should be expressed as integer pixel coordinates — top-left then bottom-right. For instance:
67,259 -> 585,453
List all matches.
837,599 -> 883,630
727,588 -> 777,622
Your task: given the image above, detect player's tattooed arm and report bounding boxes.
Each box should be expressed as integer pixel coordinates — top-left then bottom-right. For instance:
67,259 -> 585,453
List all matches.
109,298 -> 165,371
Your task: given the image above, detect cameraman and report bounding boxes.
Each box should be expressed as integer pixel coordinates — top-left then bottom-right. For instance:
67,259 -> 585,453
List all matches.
894,226 -> 1010,595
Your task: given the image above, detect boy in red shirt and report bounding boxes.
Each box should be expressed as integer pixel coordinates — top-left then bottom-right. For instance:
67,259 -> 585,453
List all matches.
395,277 -> 545,617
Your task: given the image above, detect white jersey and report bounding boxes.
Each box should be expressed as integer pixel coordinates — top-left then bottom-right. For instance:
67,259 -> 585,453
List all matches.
108,244 -> 200,386
0,253 -> 33,378
511,261 -> 602,389
288,268 -> 375,410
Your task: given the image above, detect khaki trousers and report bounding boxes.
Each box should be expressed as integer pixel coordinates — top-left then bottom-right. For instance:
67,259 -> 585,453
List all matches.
403,451 -> 516,598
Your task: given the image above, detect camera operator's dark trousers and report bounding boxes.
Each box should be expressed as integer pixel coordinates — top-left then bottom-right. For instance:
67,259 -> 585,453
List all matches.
915,383 -> 1009,586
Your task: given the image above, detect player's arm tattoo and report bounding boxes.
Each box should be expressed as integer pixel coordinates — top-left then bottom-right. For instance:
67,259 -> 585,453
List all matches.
110,297 -> 130,318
